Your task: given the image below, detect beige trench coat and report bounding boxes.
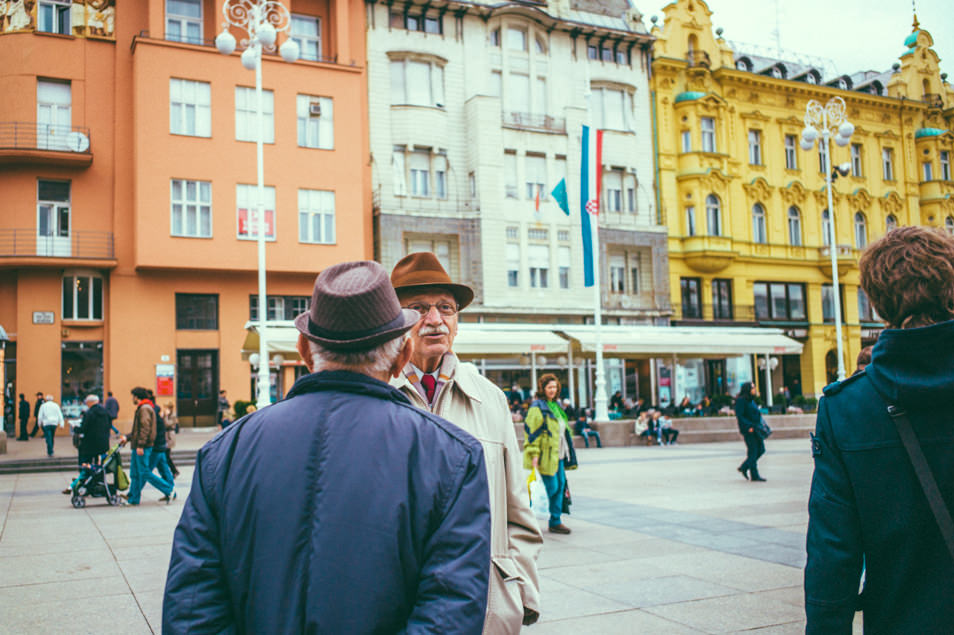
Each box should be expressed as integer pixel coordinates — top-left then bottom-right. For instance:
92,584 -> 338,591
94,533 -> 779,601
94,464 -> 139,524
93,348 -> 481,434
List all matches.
394,358 -> 543,633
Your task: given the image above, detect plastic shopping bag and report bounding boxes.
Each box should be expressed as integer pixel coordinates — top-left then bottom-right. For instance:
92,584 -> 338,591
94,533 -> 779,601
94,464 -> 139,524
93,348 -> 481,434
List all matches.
526,470 -> 549,519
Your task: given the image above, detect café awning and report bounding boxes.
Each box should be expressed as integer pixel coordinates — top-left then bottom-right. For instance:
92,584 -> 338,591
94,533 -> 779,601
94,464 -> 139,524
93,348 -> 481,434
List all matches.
557,325 -> 803,357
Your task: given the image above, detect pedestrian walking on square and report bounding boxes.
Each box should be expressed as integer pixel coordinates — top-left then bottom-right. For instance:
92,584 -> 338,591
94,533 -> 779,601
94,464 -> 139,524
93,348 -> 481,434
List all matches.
805,226 -> 954,633
121,387 -> 173,505
164,260 -> 492,633
76,394 -> 110,465
389,252 -> 543,633
216,389 -> 231,428
37,394 -> 64,456
162,402 -> 180,478
146,390 -> 176,502
30,391 -> 43,437
524,373 -> 577,534
17,393 -> 30,441
103,391 -> 120,434
735,382 -> 766,481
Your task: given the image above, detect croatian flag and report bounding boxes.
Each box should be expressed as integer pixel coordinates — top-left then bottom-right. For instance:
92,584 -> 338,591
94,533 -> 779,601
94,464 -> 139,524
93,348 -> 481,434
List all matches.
580,125 -> 602,287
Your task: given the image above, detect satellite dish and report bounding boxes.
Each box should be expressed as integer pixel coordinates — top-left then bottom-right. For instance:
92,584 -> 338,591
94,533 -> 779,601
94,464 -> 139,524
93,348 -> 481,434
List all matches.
620,296 -> 633,308
65,131 -> 90,153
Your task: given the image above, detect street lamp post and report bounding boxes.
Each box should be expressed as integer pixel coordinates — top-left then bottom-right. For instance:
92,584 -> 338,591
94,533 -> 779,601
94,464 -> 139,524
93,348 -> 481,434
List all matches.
800,96 -> 854,381
216,1 -> 299,409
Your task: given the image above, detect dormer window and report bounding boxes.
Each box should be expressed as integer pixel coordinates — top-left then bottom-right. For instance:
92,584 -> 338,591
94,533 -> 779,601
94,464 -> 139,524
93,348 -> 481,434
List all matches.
805,74 -> 817,84
838,78 -> 848,89
736,59 -> 748,71
771,67 -> 782,78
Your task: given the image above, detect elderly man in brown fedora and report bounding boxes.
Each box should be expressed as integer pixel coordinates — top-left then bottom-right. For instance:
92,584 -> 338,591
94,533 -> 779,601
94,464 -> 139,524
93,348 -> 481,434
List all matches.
165,260 -> 492,634
391,252 -> 543,633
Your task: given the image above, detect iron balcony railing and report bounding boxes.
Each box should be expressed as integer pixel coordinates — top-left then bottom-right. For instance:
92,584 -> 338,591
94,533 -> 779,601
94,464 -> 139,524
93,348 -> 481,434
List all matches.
923,93 -> 944,109
0,230 -> 115,260
502,112 -> 567,134
135,31 -> 340,64
0,122 -> 92,153
687,50 -> 711,69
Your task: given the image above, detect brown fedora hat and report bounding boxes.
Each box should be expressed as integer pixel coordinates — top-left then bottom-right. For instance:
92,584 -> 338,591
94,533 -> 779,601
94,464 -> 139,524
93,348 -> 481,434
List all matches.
390,252 -> 475,310
294,261 -> 420,351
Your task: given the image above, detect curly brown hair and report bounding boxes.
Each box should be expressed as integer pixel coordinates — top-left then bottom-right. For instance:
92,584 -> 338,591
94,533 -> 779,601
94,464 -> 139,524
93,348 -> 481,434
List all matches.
859,226 -> 954,328
536,373 -> 561,400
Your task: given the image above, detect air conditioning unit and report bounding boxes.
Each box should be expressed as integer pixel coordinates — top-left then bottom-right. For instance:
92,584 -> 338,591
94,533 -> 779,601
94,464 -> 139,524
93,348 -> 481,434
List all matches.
309,101 -> 322,117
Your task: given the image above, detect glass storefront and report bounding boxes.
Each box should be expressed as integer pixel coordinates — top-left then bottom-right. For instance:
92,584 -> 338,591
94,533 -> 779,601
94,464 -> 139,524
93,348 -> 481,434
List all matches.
61,341 -> 103,421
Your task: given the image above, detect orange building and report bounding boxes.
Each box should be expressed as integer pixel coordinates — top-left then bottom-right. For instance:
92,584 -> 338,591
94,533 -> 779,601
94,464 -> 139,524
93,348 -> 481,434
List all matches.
0,0 -> 369,429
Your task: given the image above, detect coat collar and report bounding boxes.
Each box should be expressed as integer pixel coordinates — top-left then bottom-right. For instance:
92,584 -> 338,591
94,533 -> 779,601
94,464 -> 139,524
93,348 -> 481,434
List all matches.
287,370 -> 413,406
394,353 -> 483,404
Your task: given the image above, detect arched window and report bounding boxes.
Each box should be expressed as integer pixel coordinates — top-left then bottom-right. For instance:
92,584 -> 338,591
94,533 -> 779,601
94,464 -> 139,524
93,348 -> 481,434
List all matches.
854,212 -> 867,248
706,194 -> 721,236
751,203 -> 767,243
946,215 -> 954,236
821,209 -> 832,246
788,206 -> 802,246
687,33 -> 698,56
685,205 -> 696,236
885,214 -> 897,232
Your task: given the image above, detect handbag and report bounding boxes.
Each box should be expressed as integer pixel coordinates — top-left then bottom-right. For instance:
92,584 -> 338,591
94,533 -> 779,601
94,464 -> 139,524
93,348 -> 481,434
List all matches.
886,404 -> 954,563
755,416 -> 772,439
562,478 -> 572,515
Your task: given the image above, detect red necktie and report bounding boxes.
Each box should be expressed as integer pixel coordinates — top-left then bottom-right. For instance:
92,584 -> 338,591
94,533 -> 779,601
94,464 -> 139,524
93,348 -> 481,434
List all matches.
421,374 -> 436,403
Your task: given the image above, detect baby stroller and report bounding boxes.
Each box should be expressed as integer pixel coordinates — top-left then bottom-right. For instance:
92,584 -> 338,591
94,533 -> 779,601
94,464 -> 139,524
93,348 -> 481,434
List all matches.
69,442 -> 129,508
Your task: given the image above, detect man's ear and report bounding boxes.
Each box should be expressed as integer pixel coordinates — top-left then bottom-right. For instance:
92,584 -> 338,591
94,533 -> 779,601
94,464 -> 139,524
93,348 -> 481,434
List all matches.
390,337 -> 413,379
297,334 -> 315,373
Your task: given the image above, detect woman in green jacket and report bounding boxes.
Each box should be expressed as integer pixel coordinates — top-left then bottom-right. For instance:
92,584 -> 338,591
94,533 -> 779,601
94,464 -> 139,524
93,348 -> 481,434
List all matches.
523,373 -> 573,534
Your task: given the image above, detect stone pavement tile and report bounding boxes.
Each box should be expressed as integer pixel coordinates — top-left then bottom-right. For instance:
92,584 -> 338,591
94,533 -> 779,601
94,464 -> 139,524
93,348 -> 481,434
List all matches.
751,586 -> 806,608
637,552 -> 802,594
589,537 -> 705,561
542,555 -> 669,589
137,585 -> 165,631
537,543 -> 622,570
732,512 -> 807,528
0,574 -> 130,604
728,621 -> 804,634
103,531 -> 181,551
725,528 -> 805,549
1,589 -> 149,633
0,550 -> 122,588
644,589 -> 806,633
533,576 -> 631,623
589,574 -> 738,608
525,608 -> 704,634
122,567 -> 169,596
111,542 -> 173,564
546,519 -> 654,545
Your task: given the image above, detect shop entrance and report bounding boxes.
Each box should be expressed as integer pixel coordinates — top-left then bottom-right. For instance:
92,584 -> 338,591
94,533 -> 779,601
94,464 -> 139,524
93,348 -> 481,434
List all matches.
177,349 -> 218,427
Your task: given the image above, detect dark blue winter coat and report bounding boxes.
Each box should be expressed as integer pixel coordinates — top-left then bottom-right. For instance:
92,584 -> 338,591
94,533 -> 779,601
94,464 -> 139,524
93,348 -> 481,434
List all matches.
163,370 -> 491,634
805,320 -> 954,634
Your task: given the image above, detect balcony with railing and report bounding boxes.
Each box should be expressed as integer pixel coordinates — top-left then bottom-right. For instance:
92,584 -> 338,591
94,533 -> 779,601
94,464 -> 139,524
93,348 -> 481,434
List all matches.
687,50 -> 711,69
0,230 -> 116,266
131,31 -> 342,65
502,112 -> 567,134
0,122 -> 93,167
673,303 -> 756,325
923,93 -> 944,109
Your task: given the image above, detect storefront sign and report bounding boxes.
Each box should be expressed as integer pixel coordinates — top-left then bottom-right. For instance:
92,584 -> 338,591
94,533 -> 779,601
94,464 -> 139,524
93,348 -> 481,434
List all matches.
32,311 -> 55,324
156,363 -> 175,397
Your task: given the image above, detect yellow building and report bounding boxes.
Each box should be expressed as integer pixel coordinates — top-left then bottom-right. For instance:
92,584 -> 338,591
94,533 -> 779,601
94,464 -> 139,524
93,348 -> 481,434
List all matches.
650,0 -> 954,400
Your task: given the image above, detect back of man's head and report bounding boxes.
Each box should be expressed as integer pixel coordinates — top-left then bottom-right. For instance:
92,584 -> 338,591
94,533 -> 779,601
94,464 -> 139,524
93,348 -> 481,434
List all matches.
131,387 -> 149,401
860,226 -> 954,328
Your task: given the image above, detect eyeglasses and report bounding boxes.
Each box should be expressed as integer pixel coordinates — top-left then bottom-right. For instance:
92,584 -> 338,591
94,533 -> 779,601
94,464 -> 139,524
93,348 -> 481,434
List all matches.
404,301 -> 459,317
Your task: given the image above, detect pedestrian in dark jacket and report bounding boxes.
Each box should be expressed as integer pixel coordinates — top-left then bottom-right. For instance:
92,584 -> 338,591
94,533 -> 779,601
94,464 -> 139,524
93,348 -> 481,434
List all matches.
805,226 -> 954,633
734,382 -> 766,481
121,387 -> 173,505
17,394 -> 30,440
146,390 -> 175,500
30,391 -> 43,437
104,391 -> 120,433
77,395 -> 111,464
164,260 -> 492,634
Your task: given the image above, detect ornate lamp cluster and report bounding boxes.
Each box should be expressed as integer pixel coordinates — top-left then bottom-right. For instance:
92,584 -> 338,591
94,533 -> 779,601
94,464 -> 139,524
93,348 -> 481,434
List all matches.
215,1 -> 300,66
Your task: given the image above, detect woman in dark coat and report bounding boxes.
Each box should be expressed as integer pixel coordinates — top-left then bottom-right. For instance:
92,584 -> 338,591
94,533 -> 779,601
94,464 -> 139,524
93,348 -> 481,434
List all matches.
77,395 -> 111,464
734,382 -> 766,481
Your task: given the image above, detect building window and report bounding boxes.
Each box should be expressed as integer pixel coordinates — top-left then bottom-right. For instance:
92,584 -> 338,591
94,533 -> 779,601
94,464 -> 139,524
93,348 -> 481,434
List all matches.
434,154 -> 448,199
170,179 -> 212,238
882,148 -> 894,180
527,228 -> 548,241
235,87 -> 275,143
754,282 -> 806,321
390,11 -> 441,34
591,85 -> 634,131
528,244 -> 549,288
175,293 -> 218,330
290,14 -> 321,61
405,237 -> 453,276
390,58 -> 444,107
170,79 -> 211,137
685,206 -> 696,236
557,229 -> 569,242
38,0 -> 70,35
236,184 -> 276,240
506,27 -> 527,51
788,206 -> 802,246
858,289 -> 878,323
506,226 -> 519,240
250,295 -> 309,322
854,212 -> 867,248
784,134 -> 797,169
504,151 -> 518,199
705,194 -> 721,236
525,154 -> 547,201
37,179 -> 71,257
298,189 -> 335,244
822,284 -> 845,323
558,246 -> 570,289
37,79 -> 71,151
62,274 -> 103,321
392,147 -> 446,198
850,144 -> 863,177
700,117 -> 716,152
923,161 -> 933,181
819,144 -> 828,174
752,203 -> 767,244
506,243 -> 520,287
603,169 -> 623,212
409,149 -> 430,196
885,214 -> 897,233
748,129 -> 762,165
712,279 -> 733,320
166,0 -> 202,44
609,255 -> 625,293
821,209 -> 832,246
297,95 -> 333,149
587,44 -> 598,60
680,277 -> 701,319
941,151 -> 951,181
681,130 -> 691,153
489,28 -> 500,47
945,216 -> 954,236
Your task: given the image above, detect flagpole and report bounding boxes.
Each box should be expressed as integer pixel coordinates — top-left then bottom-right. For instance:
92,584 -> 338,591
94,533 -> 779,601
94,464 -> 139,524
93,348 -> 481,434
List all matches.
583,62 -> 609,423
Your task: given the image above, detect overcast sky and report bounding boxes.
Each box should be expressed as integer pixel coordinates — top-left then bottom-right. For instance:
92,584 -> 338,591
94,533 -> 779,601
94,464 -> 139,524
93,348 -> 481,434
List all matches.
640,0 -> 953,79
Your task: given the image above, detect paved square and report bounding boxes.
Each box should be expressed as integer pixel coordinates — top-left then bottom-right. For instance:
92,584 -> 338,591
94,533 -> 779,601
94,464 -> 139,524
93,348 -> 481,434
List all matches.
0,438 -> 862,633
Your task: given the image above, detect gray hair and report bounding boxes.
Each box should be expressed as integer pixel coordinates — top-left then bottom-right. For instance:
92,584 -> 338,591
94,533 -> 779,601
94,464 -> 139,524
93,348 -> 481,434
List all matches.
85,394 -> 100,404
308,333 -> 408,376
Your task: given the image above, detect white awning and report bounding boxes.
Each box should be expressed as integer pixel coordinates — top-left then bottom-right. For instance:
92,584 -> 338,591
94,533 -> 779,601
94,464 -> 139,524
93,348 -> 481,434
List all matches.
557,325 -> 803,357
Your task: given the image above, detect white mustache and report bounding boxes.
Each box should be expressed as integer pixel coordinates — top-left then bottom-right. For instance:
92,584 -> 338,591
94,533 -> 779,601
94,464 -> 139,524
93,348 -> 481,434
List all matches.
419,325 -> 450,336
